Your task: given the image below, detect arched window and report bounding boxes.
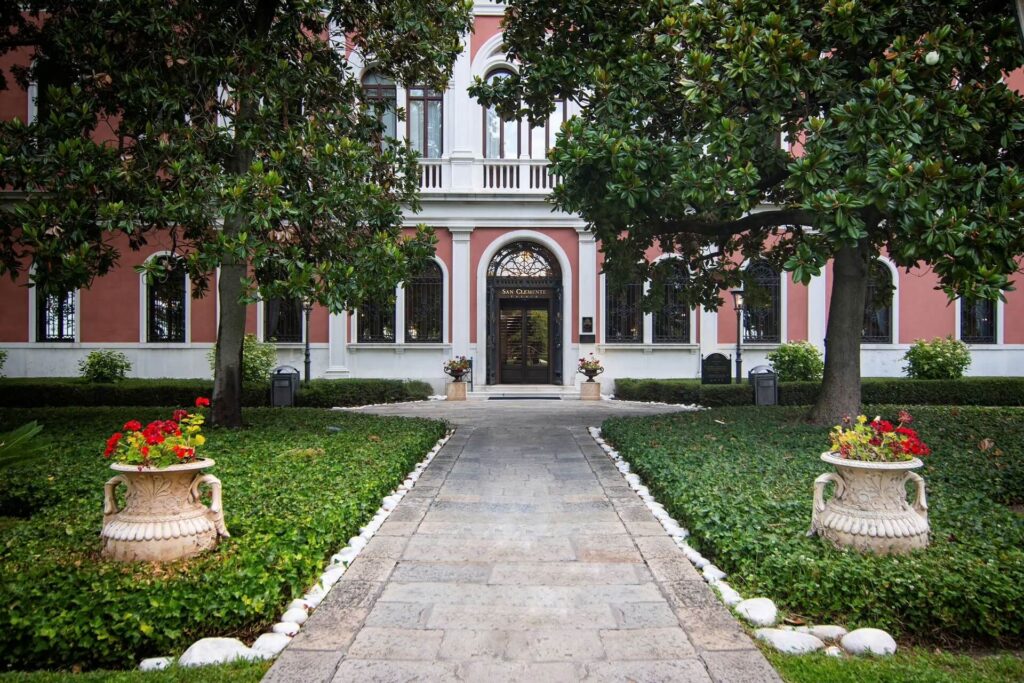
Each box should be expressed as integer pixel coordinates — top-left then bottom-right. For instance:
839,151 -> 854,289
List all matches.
405,261 -> 443,343
654,261 -> 690,343
483,69 -> 520,159
361,71 -> 396,139
487,242 -> 560,278
743,259 -> 780,343
36,287 -> 76,342
265,297 -> 304,343
863,260 -> 893,343
605,279 -> 644,344
961,298 -> 996,344
408,85 -> 442,158
147,255 -> 187,343
358,299 -> 396,343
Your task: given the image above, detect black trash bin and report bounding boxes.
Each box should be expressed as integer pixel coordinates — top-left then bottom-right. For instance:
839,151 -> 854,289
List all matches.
748,365 -> 778,406
271,365 -> 300,407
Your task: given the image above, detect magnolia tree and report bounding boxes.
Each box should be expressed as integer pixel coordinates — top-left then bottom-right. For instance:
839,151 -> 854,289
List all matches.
473,0 -> 1024,422
0,0 -> 472,426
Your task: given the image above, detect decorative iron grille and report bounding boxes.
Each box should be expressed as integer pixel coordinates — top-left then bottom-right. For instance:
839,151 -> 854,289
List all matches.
487,242 -> 560,278
405,261 -> 443,343
358,301 -> 395,343
654,263 -> 690,343
265,297 -> 303,343
606,282 -> 644,343
863,260 -> 893,343
742,259 -> 780,343
147,256 -> 187,342
961,298 -> 996,344
36,289 -> 75,342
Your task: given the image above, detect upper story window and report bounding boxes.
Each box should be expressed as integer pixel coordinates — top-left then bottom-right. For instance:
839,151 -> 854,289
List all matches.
863,259 -> 893,344
361,71 -> 397,139
405,261 -> 443,343
483,69 -> 520,159
605,281 -> 644,344
265,297 -> 304,343
743,259 -> 781,344
961,298 -> 996,344
358,300 -> 396,343
653,262 -> 690,344
147,255 -> 187,343
36,288 -> 76,342
408,85 -> 442,158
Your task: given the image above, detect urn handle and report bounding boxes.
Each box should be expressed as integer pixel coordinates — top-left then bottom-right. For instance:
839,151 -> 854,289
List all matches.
905,471 -> 928,517
103,474 -> 127,522
191,474 -> 231,538
813,472 -> 845,513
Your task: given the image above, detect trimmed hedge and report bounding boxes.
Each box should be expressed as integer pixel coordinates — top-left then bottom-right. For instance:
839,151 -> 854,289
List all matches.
0,378 -> 432,409
0,407 -> 446,670
602,406 -> 1024,644
614,377 -> 1024,407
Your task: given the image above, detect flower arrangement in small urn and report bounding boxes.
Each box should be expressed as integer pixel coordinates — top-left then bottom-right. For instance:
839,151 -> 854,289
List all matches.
101,397 -> 229,562
443,355 -> 471,382
578,353 -> 604,382
809,411 -> 930,555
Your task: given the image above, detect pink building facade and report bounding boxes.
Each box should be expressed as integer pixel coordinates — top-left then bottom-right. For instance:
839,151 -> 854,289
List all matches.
1,3 -> 1022,391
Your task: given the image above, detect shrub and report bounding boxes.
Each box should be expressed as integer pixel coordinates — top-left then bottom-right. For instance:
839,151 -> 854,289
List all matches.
602,406 -> 1024,642
0,407 -> 446,670
78,350 -> 132,383
208,334 -> 277,384
903,336 -> 971,379
766,341 -> 824,382
0,348 -> 7,377
613,377 -> 1024,408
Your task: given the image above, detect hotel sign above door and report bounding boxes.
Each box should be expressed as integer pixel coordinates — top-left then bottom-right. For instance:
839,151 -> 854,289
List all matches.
499,288 -> 552,299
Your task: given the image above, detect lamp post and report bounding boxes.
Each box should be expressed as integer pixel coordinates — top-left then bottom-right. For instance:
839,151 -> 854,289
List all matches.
730,288 -> 744,384
302,301 -> 312,385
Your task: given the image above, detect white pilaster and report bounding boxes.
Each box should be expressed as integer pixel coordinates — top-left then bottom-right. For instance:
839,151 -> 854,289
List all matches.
577,228 -> 597,337
808,272 -> 827,350
450,225 -> 473,358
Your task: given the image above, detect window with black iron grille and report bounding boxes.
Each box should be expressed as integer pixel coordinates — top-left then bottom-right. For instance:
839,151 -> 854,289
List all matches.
147,255 -> 187,342
265,297 -> 304,343
743,259 -> 780,343
606,282 -> 644,343
863,260 -> 893,343
654,262 -> 690,343
961,298 -> 997,344
405,261 -> 443,343
358,300 -> 395,343
36,288 -> 75,342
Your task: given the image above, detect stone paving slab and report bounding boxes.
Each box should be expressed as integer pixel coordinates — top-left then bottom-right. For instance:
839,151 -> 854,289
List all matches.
264,400 -> 780,683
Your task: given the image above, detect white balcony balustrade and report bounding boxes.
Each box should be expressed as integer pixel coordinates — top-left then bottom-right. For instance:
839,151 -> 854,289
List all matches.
415,158 -> 560,193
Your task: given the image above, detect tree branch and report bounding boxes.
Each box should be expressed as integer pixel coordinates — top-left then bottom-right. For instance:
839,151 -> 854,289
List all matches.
656,208 -> 819,238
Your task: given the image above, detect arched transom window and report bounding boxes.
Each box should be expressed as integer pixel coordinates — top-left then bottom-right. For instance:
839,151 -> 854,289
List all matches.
487,242 -> 560,279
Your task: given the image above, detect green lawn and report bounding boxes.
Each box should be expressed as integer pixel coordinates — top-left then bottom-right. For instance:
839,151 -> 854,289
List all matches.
0,406 -> 446,672
766,647 -> 1024,683
601,406 -> 1024,645
0,661 -> 269,683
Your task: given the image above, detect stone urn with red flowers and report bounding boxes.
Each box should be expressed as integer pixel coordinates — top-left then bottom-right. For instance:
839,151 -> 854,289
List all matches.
810,411 -> 930,555
100,397 -> 229,562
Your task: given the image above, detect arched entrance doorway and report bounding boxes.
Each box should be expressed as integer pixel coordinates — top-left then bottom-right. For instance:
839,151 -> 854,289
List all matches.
486,241 -> 564,385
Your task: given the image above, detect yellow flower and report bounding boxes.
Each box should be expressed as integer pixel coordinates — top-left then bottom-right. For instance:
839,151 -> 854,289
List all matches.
195,435 -> 206,445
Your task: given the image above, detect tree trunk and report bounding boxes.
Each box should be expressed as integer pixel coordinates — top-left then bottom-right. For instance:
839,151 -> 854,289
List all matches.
807,241 -> 870,425
211,251 -> 247,428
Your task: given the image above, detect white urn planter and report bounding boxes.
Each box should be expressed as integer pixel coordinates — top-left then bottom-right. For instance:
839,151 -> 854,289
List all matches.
810,453 -> 929,555
102,458 -> 229,562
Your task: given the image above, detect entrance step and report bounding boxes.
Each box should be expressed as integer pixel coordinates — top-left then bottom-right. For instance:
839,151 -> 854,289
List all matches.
467,384 -> 581,400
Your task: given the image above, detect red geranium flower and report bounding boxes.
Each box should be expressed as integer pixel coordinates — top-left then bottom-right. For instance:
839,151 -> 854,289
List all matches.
104,432 -> 123,457
123,420 -> 142,431
172,409 -> 188,421
195,397 -> 210,407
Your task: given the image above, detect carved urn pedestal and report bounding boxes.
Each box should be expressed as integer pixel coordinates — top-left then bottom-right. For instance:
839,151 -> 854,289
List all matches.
101,459 -> 229,562
580,381 -> 601,401
810,453 -> 929,555
446,381 -> 467,401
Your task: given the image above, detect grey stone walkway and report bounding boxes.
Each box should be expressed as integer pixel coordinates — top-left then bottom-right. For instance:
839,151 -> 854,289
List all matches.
264,400 -> 780,682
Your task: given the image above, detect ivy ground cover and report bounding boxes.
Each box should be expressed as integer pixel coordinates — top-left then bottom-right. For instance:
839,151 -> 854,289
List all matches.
0,407 -> 446,672
601,406 -> 1024,646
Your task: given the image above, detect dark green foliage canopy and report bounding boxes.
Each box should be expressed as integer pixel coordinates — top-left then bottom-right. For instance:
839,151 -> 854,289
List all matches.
473,0 -> 1024,305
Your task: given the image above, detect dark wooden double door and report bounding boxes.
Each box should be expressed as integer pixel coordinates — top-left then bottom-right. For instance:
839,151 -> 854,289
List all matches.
498,298 -> 551,384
